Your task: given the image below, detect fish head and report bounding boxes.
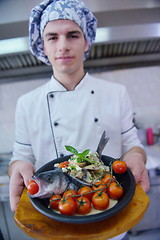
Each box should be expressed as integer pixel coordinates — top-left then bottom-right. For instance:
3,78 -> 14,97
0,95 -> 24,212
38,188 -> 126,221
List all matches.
28,168 -> 70,198
36,169 -> 59,184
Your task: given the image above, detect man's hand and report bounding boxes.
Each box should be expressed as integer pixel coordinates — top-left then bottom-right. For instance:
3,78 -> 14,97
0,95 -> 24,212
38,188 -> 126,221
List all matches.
123,146 -> 150,192
8,160 -> 35,212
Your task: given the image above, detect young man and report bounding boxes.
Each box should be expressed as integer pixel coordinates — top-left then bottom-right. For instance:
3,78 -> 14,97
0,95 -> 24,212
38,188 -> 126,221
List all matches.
8,1 -> 150,239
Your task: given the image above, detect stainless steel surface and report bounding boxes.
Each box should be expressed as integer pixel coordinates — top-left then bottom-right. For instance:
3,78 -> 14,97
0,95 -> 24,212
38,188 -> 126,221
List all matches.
0,153 -> 11,201
1,0 -> 160,35
0,0 -> 160,79
0,153 -> 11,175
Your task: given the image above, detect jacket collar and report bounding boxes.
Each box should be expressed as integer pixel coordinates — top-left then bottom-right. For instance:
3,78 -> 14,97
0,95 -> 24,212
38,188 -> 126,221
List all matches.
46,72 -> 89,93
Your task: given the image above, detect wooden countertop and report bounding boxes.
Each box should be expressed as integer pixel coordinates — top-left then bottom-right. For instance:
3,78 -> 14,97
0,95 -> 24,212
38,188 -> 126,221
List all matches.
14,184 -> 149,240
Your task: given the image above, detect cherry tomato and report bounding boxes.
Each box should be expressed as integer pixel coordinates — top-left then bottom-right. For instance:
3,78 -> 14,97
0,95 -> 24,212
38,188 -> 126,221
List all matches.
76,196 -> 91,215
101,173 -> 115,186
58,161 -> 69,168
63,189 -> 78,200
49,194 -> 61,210
27,179 -> 39,195
92,181 -> 107,192
78,186 -> 93,200
112,160 -> 127,174
108,182 -> 123,200
92,191 -> 109,210
58,197 -> 77,215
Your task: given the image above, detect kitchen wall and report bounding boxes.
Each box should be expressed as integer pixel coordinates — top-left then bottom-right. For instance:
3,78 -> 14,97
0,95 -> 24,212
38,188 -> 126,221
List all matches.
0,65 -> 160,153
93,66 -> 160,129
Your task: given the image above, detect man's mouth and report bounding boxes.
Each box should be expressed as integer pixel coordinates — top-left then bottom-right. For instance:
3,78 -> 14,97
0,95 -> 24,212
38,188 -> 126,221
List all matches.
56,56 -> 74,62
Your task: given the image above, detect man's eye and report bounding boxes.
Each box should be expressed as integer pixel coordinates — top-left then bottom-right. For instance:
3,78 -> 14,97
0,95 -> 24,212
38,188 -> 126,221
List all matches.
69,35 -> 78,39
48,37 -> 57,41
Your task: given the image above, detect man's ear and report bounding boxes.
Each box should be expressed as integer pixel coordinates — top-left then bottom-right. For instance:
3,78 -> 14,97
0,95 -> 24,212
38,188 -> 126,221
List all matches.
43,43 -> 47,56
84,39 -> 89,53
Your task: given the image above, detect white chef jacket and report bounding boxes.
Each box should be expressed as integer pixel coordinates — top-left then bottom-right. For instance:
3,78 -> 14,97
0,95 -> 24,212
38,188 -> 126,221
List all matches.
11,73 -> 142,170
11,73 -> 140,240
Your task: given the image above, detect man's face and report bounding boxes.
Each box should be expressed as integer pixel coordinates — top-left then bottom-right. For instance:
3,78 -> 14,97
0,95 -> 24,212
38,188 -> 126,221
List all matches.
43,20 -> 89,76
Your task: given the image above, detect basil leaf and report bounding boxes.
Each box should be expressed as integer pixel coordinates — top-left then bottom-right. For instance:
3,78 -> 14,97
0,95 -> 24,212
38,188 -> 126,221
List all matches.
80,149 -> 90,157
84,158 -> 97,164
70,166 -> 77,171
77,157 -> 83,163
65,145 -> 78,155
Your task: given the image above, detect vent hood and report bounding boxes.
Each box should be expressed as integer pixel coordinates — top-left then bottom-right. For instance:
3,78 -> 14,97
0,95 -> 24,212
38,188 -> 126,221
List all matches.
0,0 -> 160,80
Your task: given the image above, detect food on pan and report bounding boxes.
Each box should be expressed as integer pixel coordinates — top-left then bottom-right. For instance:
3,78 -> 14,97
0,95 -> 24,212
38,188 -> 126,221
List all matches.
55,145 -> 110,184
27,146 -> 127,215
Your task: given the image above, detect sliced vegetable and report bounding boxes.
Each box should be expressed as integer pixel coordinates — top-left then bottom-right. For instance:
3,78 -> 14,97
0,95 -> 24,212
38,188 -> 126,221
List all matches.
58,161 -> 69,168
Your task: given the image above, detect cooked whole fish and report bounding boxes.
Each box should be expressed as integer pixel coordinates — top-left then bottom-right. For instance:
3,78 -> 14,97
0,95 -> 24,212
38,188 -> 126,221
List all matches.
28,167 -> 90,198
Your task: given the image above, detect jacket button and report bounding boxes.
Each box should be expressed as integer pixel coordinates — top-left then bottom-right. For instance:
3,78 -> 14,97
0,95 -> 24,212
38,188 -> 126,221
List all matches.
94,118 -> 98,122
50,94 -> 54,98
91,90 -> 94,94
54,122 -> 58,126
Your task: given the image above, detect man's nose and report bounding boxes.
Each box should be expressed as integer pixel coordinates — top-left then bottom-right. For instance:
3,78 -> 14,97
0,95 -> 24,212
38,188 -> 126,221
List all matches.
58,38 -> 70,52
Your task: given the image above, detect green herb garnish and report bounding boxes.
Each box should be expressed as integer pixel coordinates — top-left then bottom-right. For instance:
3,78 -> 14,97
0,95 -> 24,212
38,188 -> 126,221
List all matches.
69,166 -> 77,171
65,145 -> 96,164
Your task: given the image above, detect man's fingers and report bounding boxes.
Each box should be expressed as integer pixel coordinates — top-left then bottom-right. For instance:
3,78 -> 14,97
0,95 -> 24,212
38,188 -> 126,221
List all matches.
138,169 -> 150,192
22,169 -> 35,187
130,165 -> 150,192
9,161 -> 35,212
10,194 -> 21,212
9,174 -> 24,212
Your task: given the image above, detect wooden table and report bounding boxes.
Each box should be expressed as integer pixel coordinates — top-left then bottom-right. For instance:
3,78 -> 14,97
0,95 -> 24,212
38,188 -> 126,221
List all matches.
14,184 -> 149,240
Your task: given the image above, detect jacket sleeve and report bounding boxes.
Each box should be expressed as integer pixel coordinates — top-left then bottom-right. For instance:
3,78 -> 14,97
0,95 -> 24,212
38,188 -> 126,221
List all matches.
120,86 -> 143,154
10,97 -> 36,165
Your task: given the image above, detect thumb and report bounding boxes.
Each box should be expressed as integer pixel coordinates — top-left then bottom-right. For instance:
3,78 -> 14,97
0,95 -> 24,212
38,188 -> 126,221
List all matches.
21,163 -> 35,187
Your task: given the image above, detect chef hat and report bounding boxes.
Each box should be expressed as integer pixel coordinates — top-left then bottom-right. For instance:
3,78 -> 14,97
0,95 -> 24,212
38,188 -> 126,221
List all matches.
29,0 -> 97,65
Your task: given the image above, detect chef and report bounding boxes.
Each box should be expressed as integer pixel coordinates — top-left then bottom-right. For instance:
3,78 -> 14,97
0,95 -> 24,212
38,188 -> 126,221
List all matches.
8,1 -> 150,239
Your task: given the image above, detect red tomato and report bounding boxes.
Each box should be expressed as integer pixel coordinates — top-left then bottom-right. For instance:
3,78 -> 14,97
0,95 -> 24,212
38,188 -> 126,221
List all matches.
112,160 -> 127,174
63,190 -> 78,200
92,181 -> 107,192
58,197 -> 77,215
108,182 -> 123,200
49,194 -> 61,210
92,191 -> 109,210
58,161 -> 69,168
101,173 -> 115,186
78,186 -> 93,200
27,179 -> 39,195
76,196 -> 91,215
